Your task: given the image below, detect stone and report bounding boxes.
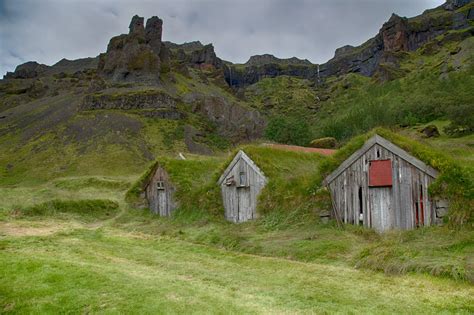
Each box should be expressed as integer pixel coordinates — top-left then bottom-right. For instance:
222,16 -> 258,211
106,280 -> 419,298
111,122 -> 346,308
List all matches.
420,124 -> 440,137
245,54 -> 311,66
189,44 -> 222,68
223,2 -> 473,87
4,61 -> 48,79
129,15 -> 145,35
81,90 -> 177,111
380,14 -> 409,52
145,16 -> 163,55
98,15 -> 168,83
334,45 -> 355,58
183,125 -> 213,155
183,93 -> 265,142
443,0 -> 471,11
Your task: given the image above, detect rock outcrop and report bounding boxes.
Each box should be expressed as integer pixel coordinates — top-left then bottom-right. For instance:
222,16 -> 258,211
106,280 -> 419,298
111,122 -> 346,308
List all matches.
183,93 -> 265,142
4,62 -> 48,79
81,90 -> 177,111
224,0 -> 474,86
245,54 -> 311,66
97,15 -> 169,83
167,42 -> 224,70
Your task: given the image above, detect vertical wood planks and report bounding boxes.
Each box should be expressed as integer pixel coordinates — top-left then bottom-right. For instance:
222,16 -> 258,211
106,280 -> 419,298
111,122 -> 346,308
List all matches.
327,142 -> 438,232
220,152 -> 267,223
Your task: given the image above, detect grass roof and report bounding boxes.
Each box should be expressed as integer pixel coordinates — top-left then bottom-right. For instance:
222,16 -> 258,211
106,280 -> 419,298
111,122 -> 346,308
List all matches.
319,127 -> 473,226
126,145 -> 327,227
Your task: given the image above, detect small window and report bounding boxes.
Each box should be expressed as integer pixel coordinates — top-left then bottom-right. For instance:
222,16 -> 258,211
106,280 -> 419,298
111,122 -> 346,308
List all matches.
239,172 -> 247,187
156,181 -> 165,190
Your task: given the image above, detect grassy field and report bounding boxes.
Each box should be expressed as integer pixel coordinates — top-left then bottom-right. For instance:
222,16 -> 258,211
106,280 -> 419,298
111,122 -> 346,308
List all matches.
1,140 -> 473,313
1,213 -> 473,314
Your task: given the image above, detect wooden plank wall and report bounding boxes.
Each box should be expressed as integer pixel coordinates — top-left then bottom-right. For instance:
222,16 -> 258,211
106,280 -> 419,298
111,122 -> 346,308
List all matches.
221,157 -> 266,223
328,144 -> 436,231
145,167 -> 177,216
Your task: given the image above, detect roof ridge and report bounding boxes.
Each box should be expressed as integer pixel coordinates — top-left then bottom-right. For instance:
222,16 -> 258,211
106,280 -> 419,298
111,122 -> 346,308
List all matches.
323,134 -> 438,185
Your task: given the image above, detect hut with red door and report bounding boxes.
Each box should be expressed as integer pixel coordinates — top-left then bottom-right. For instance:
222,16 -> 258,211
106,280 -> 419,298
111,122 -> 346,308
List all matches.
323,135 -> 446,232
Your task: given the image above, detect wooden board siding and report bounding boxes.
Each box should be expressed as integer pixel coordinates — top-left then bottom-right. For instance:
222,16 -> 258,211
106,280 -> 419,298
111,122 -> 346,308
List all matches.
145,166 -> 176,216
219,151 -> 267,223
327,142 -> 437,232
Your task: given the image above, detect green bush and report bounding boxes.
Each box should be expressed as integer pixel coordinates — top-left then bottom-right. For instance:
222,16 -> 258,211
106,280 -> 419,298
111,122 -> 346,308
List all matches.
310,137 -> 337,149
264,115 -> 312,146
444,104 -> 474,136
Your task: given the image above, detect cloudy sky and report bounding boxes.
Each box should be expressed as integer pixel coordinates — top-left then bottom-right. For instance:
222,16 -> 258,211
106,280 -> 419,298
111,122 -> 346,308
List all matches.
1,0 -> 444,76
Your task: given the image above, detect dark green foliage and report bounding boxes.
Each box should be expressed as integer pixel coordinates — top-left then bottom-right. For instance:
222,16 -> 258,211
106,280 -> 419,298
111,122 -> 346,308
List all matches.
444,104 -> 474,136
310,137 -> 337,149
19,199 -> 119,222
264,115 -> 312,146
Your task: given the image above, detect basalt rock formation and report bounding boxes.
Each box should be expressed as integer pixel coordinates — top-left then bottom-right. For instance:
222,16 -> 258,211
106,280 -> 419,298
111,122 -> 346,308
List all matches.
97,15 -> 169,83
4,61 -> 49,79
224,0 -> 474,86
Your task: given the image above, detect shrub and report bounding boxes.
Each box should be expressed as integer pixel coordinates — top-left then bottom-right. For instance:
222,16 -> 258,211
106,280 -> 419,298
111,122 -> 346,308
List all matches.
264,115 -> 312,146
444,104 -> 474,136
310,137 -> 337,149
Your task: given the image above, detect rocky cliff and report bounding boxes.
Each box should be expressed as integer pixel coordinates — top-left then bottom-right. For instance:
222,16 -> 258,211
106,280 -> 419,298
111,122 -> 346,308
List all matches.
224,0 -> 474,86
96,15 -> 170,83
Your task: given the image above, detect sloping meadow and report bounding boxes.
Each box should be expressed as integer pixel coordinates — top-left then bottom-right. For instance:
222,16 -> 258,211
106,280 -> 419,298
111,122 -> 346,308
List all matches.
120,132 -> 473,282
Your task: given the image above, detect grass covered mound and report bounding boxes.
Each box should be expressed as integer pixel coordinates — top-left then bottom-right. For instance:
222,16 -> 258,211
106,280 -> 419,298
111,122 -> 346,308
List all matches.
125,155 -> 225,219
18,199 -> 119,222
319,127 -> 474,226
236,146 -> 326,229
126,145 -> 326,226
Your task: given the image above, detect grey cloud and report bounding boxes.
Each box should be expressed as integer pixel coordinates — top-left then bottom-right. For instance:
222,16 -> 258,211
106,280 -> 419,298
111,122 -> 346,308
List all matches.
0,0 -> 444,76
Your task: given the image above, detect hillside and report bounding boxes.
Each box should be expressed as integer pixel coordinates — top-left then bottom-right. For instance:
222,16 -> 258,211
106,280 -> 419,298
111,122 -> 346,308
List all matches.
0,1 -> 473,185
1,1 -> 474,312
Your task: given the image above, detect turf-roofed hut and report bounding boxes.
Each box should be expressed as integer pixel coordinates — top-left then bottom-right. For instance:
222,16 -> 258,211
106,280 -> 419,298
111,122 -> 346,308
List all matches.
133,162 -> 177,216
323,134 -> 446,232
218,150 -> 267,223
146,164 -> 176,216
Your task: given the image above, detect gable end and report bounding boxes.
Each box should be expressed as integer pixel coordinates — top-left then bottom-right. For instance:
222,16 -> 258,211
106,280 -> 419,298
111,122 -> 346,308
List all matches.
218,150 -> 267,185
323,135 -> 438,185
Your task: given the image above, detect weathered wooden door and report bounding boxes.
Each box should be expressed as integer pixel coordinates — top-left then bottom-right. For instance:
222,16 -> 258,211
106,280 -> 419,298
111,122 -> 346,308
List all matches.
369,187 -> 392,232
157,189 -> 167,216
237,187 -> 251,222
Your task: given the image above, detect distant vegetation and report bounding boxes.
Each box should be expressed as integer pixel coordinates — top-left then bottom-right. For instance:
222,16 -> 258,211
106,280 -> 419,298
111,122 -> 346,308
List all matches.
246,36 -> 474,144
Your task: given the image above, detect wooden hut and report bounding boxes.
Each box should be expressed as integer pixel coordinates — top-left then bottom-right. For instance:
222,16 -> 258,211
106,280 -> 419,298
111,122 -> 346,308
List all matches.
145,164 -> 176,216
323,135 -> 445,232
218,150 -> 267,223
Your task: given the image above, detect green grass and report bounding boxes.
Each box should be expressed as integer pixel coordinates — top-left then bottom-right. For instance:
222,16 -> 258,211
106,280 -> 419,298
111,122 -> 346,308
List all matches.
1,225 -> 473,314
0,148 -> 473,313
17,199 -> 120,222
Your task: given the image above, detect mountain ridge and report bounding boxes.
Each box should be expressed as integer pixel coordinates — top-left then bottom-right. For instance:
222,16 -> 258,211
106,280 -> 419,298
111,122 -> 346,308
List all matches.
5,0 -> 473,86
0,0 -> 473,185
